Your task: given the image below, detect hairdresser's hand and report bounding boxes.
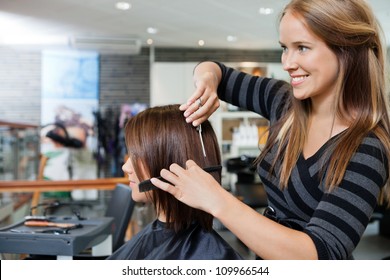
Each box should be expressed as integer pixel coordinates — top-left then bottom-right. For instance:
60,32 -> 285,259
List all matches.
180,63 -> 221,127
151,160 -> 226,215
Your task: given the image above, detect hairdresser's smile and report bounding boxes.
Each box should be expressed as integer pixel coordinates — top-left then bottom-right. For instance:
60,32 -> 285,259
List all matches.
290,74 -> 308,87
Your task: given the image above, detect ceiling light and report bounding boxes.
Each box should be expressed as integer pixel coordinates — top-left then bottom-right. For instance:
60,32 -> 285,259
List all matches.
115,2 -> 131,10
147,27 -> 158,34
227,35 -> 237,42
147,38 -> 153,45
198,40 -> 205,46
1,34 -> 68,45
259,7 -> 274,15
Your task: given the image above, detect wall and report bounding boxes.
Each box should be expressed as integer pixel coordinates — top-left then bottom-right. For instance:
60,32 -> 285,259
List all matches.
151,62 -> 197,106
0,47 -> 41,124
2,46 -> 390,125
0,46 -> 282,125
99,49 -> 150,114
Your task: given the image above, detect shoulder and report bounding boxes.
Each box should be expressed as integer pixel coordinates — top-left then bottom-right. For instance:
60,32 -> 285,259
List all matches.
107,220 -> 164,260
351,133 -> 389,184
185,225 -> 243,259
357,133 -> 388,164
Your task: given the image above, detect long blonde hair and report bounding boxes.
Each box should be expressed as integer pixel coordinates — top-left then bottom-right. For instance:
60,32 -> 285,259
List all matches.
260,0 -> 390,204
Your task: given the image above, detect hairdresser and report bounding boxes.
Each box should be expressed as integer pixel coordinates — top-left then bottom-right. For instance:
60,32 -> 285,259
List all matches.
151,0 -> 390,259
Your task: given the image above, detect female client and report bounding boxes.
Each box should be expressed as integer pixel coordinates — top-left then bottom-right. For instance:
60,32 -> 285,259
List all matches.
108,104 -> 242,260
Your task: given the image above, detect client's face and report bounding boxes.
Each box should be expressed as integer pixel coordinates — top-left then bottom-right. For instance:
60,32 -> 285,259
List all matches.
122,157 -> 150,203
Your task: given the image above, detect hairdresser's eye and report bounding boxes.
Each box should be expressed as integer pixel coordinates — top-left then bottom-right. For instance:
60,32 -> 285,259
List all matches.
280,45 -> 287,53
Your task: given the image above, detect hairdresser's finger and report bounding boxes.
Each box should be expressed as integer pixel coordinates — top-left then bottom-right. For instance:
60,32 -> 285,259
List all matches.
168,163 -> 190,180
186,94 -> 220,127
185,159 -> 199,170
150,177 -> 180,197
160,167 -> 180,185
181,87 -> 204,116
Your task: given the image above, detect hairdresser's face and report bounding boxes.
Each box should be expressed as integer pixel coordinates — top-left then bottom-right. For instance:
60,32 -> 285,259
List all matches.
279,11 -> 339,104
122,157 -> 150,203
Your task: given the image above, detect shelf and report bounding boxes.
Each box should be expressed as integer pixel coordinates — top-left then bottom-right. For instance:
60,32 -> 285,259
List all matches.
217,111 -> 262,119
214,110 -> 268,157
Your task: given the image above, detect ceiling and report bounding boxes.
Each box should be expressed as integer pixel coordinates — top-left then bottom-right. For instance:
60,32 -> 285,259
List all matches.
0,0 -> 389,51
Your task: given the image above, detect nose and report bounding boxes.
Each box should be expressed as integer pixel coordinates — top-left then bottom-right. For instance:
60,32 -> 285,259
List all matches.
282,51 -> 298,72
122,163 -> 127,174
122,158 -> 131,175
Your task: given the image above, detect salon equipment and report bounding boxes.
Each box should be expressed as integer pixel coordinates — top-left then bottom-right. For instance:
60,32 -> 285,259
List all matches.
0,216 -> 113,259
24,220 -> 78,228
14,183 -> 135,260
24,215 -> 49,222
226,155 -> 268,209
29,200 -> 92,218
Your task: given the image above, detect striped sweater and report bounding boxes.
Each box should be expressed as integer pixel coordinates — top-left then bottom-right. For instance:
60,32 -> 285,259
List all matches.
216,63 -> 388,259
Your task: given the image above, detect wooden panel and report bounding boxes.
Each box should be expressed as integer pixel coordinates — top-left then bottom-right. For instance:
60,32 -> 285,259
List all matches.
0,177 -> 128,193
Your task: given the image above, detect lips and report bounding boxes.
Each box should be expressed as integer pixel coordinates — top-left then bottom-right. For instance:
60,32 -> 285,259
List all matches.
128,180 -> 137,187
290,75 -> 308,86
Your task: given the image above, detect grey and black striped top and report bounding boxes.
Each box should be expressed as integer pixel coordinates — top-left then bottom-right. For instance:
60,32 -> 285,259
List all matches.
216,62 -> 388,259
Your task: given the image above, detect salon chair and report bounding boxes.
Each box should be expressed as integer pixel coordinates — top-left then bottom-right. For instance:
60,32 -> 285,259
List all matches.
73,183 -> 135,259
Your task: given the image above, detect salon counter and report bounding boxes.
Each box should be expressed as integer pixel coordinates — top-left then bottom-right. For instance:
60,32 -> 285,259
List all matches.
0,216 -> 114,259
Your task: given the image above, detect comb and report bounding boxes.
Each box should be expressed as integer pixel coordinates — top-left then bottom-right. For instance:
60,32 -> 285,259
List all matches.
138,165 -> 222,192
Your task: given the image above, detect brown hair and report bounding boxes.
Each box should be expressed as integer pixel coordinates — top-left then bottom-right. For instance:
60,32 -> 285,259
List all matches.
260,0 -> 390,203
124,104 -> 221,232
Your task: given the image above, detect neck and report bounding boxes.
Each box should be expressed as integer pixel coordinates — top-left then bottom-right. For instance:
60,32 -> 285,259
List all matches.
157,211 -> 166,222
310,93 -> 336,116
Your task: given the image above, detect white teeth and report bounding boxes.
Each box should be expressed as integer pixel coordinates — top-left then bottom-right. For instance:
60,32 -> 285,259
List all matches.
292,75 -> 308,81
292,76 -> 306,82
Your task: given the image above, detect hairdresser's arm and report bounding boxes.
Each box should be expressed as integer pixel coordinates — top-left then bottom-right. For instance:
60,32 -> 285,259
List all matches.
182,61 -> 291,127
151,160 -> 318,260
180,61 -> 222,126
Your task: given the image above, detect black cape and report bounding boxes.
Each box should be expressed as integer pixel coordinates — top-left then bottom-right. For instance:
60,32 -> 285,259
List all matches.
107,219 -> 243,260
